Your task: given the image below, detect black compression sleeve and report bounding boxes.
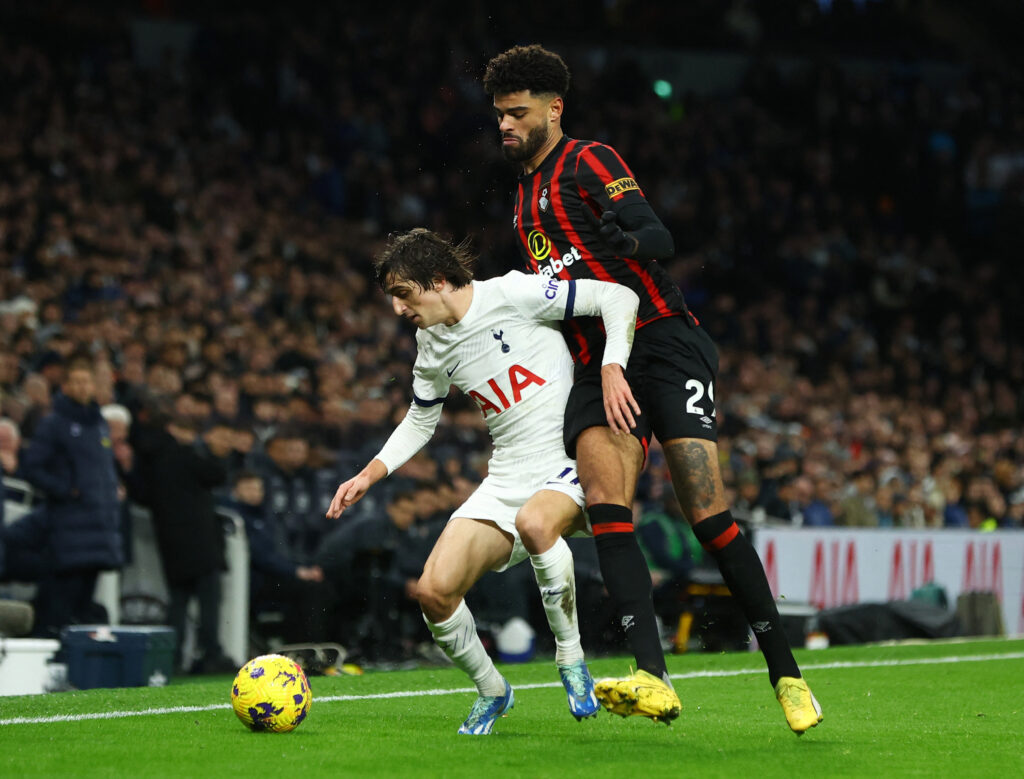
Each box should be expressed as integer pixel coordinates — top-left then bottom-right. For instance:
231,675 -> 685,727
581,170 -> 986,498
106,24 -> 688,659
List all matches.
611,201 -> 675,260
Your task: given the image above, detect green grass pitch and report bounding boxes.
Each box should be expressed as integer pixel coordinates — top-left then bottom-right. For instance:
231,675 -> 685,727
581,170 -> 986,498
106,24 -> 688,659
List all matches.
2,638 -> 1022,778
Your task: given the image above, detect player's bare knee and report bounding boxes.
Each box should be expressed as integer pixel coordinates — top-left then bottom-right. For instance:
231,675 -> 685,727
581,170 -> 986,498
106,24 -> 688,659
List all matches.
516,508 -> 555,555
416,580 -> 458,623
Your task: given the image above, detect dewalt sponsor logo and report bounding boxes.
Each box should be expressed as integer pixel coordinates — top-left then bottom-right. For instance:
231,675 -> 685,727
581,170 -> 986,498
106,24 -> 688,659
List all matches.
605,177 -> 639,199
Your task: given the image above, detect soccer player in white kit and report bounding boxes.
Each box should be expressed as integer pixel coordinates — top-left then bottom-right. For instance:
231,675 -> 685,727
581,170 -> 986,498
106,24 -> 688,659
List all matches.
327,229 -> 640,735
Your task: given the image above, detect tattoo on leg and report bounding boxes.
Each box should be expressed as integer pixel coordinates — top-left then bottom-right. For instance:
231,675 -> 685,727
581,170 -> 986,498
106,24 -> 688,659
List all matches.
668,441 -> 718,510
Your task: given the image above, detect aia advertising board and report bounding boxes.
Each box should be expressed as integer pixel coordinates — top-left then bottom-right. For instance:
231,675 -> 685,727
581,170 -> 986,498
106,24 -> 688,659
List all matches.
755,528 -> 1024,637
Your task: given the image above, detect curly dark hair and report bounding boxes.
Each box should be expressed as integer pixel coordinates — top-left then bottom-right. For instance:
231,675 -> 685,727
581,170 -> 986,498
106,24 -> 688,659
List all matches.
373,228 -> 476,292
483,44 -> 570,97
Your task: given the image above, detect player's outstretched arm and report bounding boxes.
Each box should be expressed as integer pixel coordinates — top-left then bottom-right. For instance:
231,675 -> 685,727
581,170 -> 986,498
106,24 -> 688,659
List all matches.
326,459 -> 387,518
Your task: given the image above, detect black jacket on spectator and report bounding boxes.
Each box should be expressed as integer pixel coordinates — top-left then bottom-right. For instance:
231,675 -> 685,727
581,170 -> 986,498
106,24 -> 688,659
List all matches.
228,499 -> 297,596
130,425 -> 227,584
257,460 -> 333,565
20,394 -> 122,572
0,507 -> 49,581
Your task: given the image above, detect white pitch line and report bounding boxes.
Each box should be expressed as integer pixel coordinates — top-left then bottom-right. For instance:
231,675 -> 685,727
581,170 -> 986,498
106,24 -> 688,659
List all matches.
2,651 -> 1022,727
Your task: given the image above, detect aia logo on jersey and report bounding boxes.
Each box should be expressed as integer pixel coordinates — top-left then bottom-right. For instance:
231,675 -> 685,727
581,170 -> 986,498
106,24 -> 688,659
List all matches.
538,182 -> 551,212
469,364 -> 546,418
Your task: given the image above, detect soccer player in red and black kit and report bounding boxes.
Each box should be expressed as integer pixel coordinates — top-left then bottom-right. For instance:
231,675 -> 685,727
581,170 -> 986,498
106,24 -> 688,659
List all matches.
483,44 -> 822,733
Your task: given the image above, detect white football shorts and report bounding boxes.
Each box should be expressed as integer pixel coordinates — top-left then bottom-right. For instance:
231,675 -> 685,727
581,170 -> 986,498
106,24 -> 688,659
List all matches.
451,450 -> 586,572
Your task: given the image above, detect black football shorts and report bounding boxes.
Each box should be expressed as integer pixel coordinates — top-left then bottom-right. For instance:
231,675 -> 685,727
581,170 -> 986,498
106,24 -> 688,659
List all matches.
563,314 -> 719,458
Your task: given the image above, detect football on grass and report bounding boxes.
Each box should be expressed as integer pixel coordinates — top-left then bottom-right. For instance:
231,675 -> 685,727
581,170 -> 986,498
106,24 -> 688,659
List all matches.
231,654 -> 312,732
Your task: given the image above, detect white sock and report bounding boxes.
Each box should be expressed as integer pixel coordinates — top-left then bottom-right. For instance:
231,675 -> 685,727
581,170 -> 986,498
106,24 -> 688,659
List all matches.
530,536 -> 584,666
424,600 -> 506,697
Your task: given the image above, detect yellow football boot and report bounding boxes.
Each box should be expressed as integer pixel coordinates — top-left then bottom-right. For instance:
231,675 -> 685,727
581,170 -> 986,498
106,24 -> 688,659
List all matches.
774,676 -> 823,734
594,669 -> 681,724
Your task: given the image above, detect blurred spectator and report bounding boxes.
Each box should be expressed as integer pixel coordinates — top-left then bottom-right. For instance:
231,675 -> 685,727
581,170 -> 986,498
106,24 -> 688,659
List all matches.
836,470 -> 879,527
16,374 -> 52,439
758,475 -> 800,522
100,403 -> 134,563
100,405 -> 133,481
20,356 -> 123,637
798,476 -> 837,527
226,470 -> 338,645
636,495 -> 700,630
0,417 -> 21,477
129,409 -> 234,672
317,489 -> 441,659
255,428 -> 334,566
941,474 -> 970,528
732,469 -> 763,517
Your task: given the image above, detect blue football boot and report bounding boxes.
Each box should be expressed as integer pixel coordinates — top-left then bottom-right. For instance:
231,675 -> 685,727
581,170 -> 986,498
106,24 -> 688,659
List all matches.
558,659 -> 600,721
458,679 -> 515,735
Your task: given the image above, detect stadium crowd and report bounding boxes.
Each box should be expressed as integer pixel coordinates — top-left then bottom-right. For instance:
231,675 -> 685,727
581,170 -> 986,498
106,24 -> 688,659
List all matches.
1,3 -> 1022,660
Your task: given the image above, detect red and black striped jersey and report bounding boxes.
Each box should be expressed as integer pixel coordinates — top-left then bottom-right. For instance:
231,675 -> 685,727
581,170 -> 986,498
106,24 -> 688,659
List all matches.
512,135 -> 687,366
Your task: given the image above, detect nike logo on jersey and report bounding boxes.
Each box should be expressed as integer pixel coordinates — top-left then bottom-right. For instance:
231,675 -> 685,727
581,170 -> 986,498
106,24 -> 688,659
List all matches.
446,361 -> 461,378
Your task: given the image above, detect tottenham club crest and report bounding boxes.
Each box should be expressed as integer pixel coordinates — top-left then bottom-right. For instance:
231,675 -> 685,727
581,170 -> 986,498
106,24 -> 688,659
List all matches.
492,329 -> 511,353
538,182 -> 551,212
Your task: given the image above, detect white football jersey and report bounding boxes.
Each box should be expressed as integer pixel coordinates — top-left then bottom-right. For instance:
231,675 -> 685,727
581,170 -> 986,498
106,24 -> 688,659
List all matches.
412,271 -> 574,460
375,270 -> 638,474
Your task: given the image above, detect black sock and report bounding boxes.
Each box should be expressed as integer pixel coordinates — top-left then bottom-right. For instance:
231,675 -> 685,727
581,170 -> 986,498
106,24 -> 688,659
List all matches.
693,510 -> 800,687
589,503 -> 667,679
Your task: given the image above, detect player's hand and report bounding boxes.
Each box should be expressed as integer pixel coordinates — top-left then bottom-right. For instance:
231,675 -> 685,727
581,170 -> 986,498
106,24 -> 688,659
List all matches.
601,363 -> 641,434
581,206 -> 639,257
326,473 -> 371,518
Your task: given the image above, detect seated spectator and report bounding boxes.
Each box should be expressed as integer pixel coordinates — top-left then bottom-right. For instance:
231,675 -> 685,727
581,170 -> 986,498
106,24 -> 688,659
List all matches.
836,470 -> 879,527
941,475 -> 970,528
0,522 -> 34,635
875,481 -> 898,527
0,505 -> 50,582
226,470 -> 338,645
0,417 -> 22,478
316,490 -> 438,659
253,428 -> 335,566
732,469 -> 763,516
759,475 -> 801,522
800,476 -> 837,527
